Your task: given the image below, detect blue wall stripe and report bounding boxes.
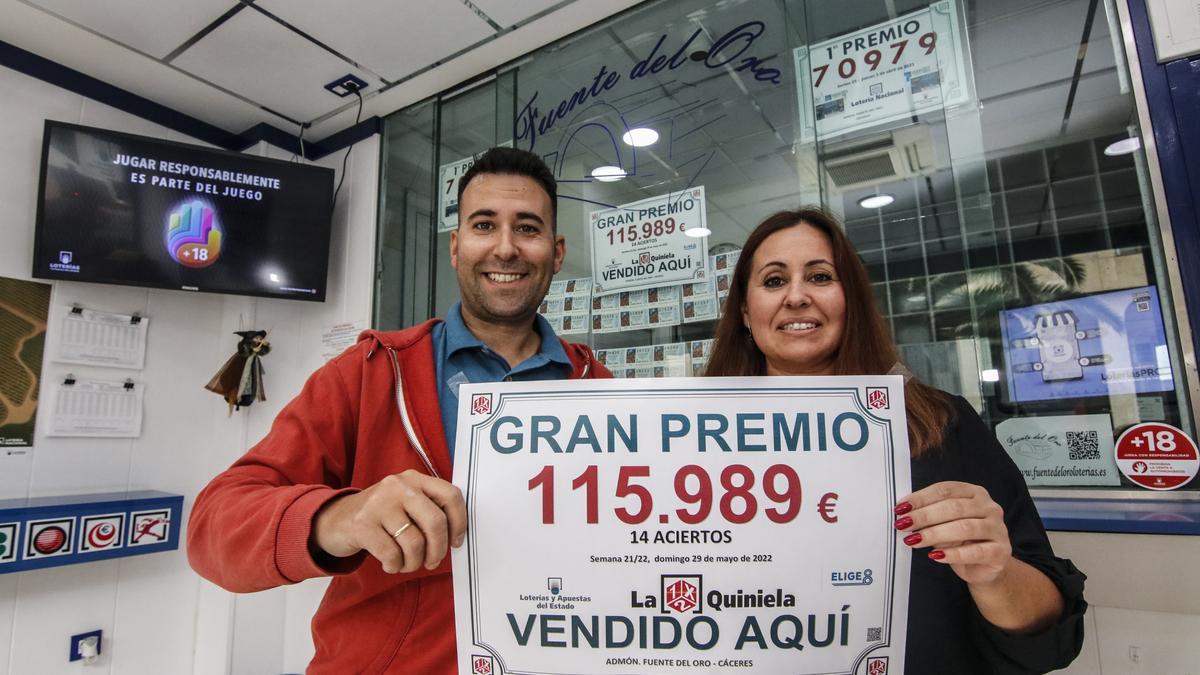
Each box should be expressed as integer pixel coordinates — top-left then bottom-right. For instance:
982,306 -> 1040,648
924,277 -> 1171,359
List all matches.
1128,0 -> 1200,368
0,38 -> 377,159
234,122 -> 306,155
306,116 -> 383,160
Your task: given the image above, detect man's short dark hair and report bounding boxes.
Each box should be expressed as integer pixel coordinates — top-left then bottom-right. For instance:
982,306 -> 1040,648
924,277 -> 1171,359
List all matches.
457,147 -> 558,230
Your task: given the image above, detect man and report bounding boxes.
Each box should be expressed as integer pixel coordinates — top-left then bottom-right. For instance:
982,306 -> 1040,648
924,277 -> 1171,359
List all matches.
188,147 -> 611,674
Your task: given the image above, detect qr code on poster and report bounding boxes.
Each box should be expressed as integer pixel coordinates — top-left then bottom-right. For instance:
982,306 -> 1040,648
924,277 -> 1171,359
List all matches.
867,627 -> 882,641
1066,430 -> 1100,460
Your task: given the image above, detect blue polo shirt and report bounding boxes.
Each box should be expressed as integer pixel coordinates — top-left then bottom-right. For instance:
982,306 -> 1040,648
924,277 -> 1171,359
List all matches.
434,303 -> 573,459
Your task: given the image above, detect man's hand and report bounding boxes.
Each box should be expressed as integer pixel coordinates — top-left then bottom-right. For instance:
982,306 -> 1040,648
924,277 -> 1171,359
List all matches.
312,471 -> 467,574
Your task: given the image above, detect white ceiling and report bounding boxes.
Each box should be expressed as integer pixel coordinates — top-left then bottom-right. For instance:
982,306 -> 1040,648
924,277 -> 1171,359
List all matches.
252,0 -> 495,82
0,0 -> 646,140
26,0 -> 233,60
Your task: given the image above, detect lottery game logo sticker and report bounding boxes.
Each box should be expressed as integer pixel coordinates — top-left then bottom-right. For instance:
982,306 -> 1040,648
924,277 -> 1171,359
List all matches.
471,655 -> 493,675
0,522 -> 18,563
661,575 -> 703,614
867,387 -> 889,410
79,514 -> 125,553
166,199 -> 222,268
128,509 -> 171,547
25,518 -> 74,559
1115,422 -> 1199,491
471,394 -> 492,416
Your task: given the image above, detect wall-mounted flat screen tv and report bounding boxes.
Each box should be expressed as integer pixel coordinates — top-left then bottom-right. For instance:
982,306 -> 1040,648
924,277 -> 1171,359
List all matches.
32,120 -> 334,301
999,285 -> 1175,404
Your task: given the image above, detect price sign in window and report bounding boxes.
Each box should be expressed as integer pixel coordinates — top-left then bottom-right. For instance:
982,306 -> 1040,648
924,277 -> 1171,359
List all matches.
793,0 -> 973,142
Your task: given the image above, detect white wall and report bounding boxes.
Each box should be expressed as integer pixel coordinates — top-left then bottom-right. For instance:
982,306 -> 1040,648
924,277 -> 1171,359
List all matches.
0,63 -> 378,675
1049,532 -> 1200,674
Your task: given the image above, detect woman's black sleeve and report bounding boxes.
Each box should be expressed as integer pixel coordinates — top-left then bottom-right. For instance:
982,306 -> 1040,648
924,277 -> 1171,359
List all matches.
952,396 -> 1089,674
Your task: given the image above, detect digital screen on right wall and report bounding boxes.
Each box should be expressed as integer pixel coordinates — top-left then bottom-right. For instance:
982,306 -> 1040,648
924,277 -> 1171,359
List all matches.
1000,285 -> 1175,404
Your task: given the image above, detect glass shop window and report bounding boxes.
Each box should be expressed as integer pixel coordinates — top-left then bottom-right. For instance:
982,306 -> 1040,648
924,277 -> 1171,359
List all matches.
796,0 -> 1195,491
376,0 -> 1197,492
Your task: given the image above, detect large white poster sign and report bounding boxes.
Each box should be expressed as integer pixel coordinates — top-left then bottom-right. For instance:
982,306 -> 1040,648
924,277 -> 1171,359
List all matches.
453,377 -> 911,675
793,0 -> 971,142
590,188 -> 709,295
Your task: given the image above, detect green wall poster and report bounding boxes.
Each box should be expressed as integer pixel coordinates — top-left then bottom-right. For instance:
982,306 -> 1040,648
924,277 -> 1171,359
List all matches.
0,276 -> 51,450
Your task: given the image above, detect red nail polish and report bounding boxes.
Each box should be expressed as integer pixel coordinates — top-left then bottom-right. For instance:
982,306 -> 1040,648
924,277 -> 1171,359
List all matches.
894,516 -> 913,530
894,502 -> 912,515
903,532 -> 923,546
928,550 -> 946,561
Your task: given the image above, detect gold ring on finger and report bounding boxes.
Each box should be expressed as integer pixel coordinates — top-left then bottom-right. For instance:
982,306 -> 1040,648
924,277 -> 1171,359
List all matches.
392,522 -> 412,539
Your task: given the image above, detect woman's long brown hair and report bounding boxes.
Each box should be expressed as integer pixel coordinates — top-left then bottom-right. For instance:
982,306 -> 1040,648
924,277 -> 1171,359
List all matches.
705,208 -> 953,457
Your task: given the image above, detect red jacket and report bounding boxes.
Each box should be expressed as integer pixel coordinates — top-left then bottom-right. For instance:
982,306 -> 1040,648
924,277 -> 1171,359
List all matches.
188,320 -> 611,674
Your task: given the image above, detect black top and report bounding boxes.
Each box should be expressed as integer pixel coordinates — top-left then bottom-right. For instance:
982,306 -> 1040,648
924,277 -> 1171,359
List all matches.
905,395 -> 1087,674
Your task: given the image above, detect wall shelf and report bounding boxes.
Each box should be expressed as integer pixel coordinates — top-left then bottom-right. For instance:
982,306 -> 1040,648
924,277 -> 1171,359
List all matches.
0,491 -> 183,574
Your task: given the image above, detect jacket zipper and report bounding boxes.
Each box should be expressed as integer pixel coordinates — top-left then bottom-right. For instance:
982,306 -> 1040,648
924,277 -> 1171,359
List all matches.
386,346 -> 440,479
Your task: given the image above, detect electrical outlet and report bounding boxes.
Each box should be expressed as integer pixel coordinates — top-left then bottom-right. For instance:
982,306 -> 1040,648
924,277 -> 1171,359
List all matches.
324,74 -> 368,97
69,629 -> 102,662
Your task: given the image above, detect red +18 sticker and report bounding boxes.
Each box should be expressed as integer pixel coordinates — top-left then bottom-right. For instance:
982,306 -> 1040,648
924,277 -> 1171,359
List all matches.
1115,422 -> 1199,490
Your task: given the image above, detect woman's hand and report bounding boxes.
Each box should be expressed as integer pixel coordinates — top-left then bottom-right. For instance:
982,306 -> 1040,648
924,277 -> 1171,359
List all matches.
894,481 -> 1012,587
894,480 -> 1066,633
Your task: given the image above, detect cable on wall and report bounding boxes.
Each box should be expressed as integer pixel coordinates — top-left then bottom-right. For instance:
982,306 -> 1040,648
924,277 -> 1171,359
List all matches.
331,88 -> 365,213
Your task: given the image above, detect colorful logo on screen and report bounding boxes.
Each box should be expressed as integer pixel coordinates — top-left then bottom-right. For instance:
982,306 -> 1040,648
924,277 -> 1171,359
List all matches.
165,200 -> 222,268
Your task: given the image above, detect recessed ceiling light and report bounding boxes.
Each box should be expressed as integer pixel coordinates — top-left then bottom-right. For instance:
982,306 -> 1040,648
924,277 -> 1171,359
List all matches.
1104,137 -> 1141,156
622,128 -> 659,147
591,166 -> 627,182
685,226 -> 711,238
858,194 -> 895,209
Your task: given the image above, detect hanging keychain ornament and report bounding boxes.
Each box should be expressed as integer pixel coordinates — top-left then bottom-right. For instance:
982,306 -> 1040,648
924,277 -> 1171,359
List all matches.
205,330 -> 270,413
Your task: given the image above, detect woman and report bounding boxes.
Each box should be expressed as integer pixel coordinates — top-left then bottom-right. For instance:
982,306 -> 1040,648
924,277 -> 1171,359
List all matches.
706,208 -> 1086,674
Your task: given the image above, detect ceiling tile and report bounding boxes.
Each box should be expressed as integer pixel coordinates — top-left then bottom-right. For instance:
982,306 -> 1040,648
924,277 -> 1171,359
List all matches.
24,0 -> 238,59
471,0 -> 564,28
255,0 -> 493,82
0,0 -> 268,132
172,9 -> 382,122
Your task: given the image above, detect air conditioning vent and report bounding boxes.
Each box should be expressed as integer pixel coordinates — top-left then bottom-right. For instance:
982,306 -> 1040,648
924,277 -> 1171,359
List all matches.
822,125 -> 934,191
825,154 -> 899,186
